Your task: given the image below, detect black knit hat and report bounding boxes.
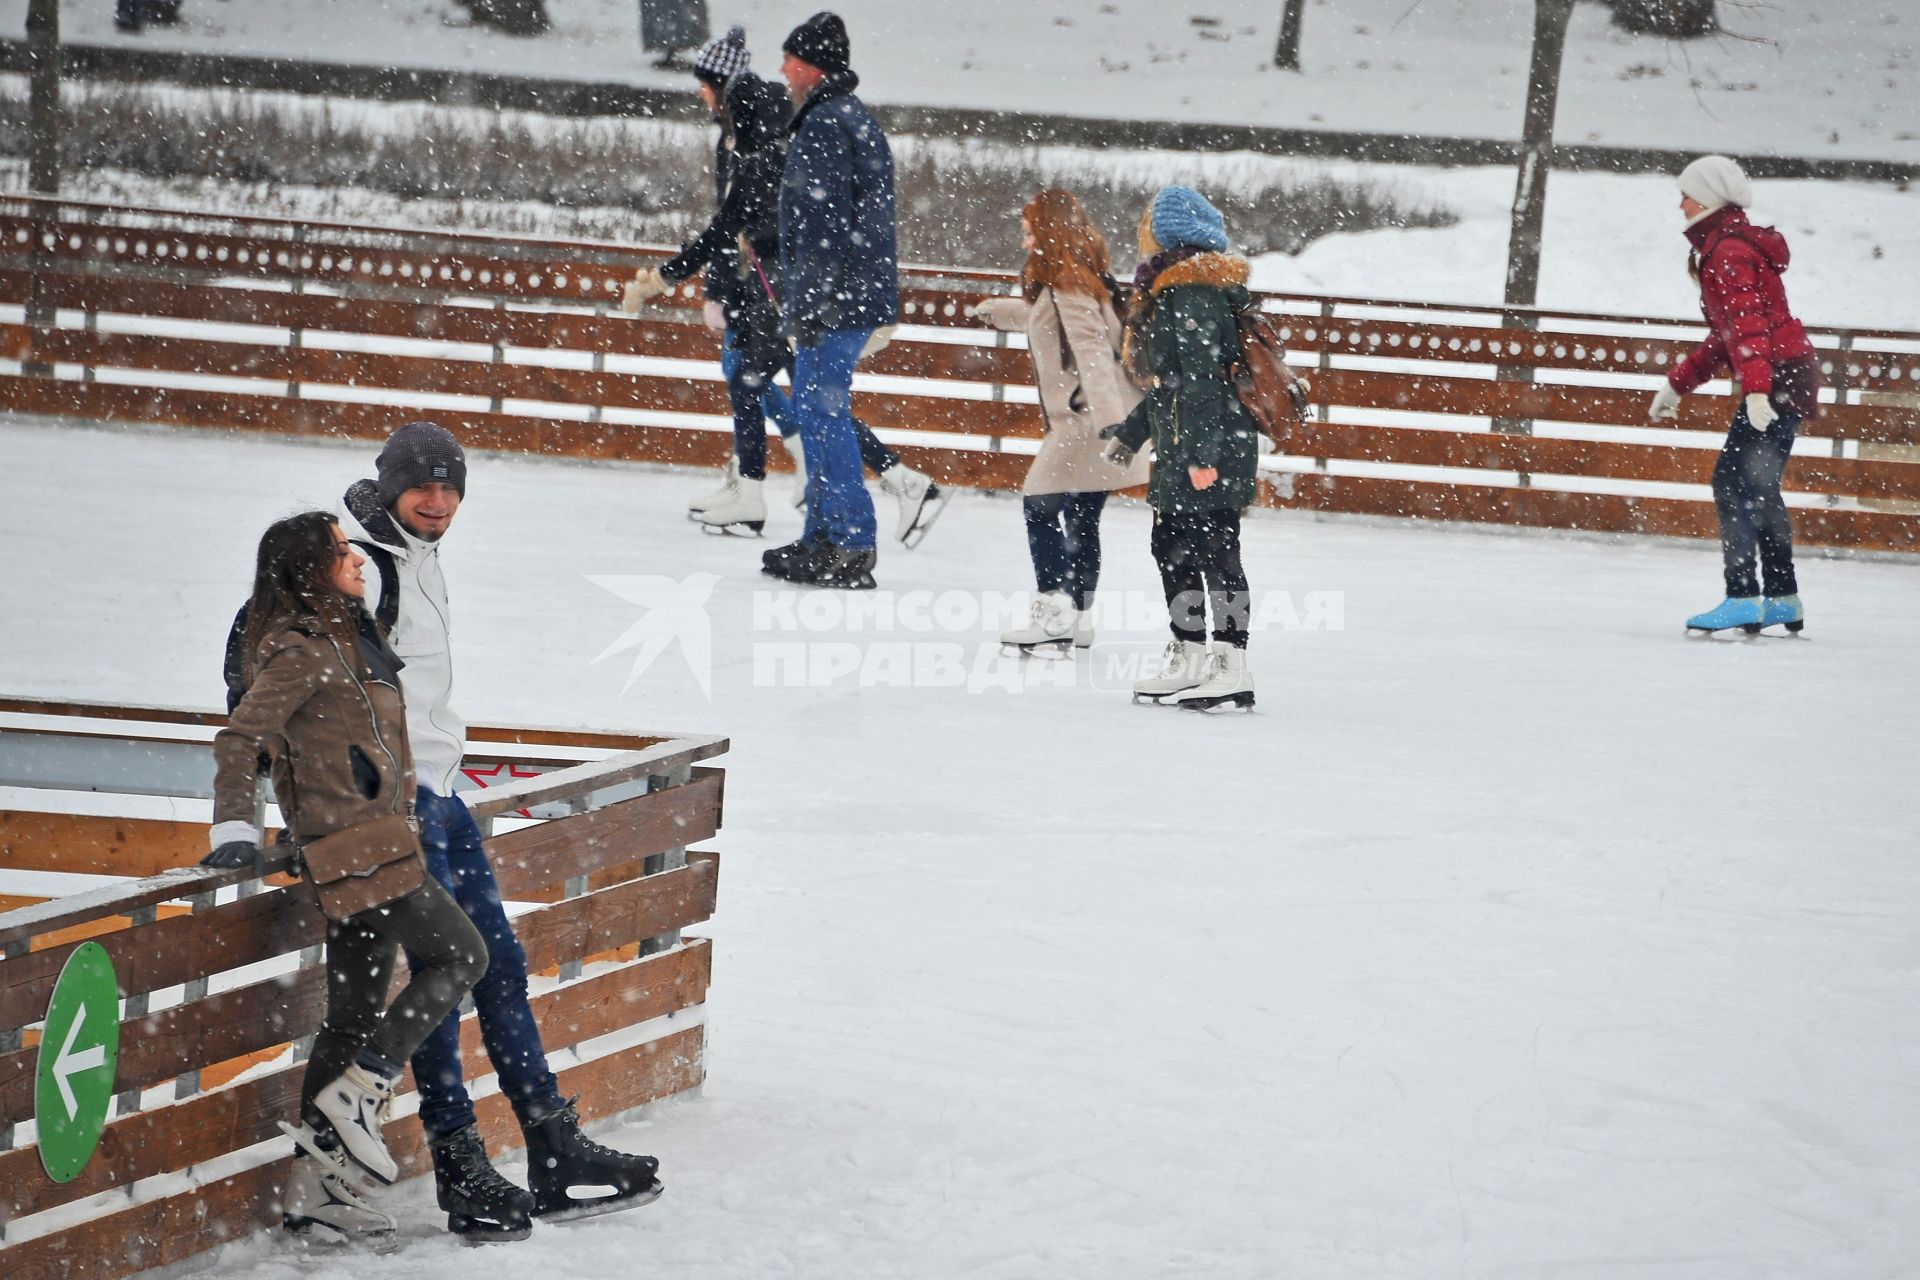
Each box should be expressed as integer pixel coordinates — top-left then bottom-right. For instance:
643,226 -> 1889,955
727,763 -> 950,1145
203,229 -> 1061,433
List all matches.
782,11 -> 850,76
376,421 -> 467,506
693,25 -> 750,88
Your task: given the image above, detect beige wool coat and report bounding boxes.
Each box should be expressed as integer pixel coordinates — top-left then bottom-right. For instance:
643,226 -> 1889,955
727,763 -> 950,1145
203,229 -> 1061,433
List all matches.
977,286 -> 1151,496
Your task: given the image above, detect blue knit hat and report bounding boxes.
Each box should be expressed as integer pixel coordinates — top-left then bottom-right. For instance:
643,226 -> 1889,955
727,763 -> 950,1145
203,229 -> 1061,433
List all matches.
1149,186 -> 1229,253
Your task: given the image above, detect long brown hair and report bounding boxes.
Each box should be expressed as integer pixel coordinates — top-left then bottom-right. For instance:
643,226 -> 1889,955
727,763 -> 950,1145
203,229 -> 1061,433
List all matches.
1021,188 -> 1116,305
240,511 -> 363,683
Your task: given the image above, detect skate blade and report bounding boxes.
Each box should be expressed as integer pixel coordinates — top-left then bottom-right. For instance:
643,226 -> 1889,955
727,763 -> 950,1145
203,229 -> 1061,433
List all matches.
697,520 -> 765,537
281,1119 -> 395,1187
448,1213 -> 533,1244
535,1182 -> 664,1224
1002,640 -> 1072,659
283,1216 -> 399,1252
899,488 -> 951,550
1178,692 -> 1256,711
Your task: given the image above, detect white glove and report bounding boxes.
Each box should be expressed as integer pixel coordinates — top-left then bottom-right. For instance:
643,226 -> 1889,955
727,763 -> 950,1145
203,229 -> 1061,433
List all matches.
859,325 -> 897,359
1744,392 -> 1779,431
1648,384 -> 1682,422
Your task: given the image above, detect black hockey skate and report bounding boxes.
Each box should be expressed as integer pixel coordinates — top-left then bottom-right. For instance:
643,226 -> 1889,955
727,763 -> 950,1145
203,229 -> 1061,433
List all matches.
789,544 -> 877,590
762,531 -> 829,581
429,1123 -> 534,1243
521,1099 -> 662,1222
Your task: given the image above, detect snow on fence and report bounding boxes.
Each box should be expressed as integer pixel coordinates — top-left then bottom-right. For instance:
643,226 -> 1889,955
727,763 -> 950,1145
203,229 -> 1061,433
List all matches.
0,697 -> 726,1280
1,194 -> 1917,552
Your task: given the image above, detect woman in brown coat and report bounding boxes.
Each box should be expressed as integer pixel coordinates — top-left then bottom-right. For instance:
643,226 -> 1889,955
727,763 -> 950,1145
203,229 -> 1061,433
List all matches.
206,511 -> 485,1238
971,189 -> 1149,653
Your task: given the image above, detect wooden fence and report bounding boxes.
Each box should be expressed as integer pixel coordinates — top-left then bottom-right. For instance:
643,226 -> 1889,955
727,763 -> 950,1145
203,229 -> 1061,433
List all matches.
2,194 -> 1917,552
0,698 -> 726,1280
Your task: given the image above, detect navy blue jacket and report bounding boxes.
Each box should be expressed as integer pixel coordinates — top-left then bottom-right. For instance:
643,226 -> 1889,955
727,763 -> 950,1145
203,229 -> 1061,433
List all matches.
778,71 -> 900,344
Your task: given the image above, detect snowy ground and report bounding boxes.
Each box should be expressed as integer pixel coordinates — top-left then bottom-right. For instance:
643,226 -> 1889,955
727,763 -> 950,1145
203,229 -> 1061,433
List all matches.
2,417 -> 1918,1278
4,0 -> 1915,163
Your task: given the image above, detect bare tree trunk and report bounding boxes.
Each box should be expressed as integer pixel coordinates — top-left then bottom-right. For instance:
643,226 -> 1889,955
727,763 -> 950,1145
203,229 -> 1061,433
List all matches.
27,0 -> 60,195
1503,0 -> 1575,309
1274,0 -> 1306,71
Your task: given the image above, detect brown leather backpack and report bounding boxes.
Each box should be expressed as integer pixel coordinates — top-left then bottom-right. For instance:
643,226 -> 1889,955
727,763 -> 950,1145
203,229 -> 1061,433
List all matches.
1231,305 -> 1311,448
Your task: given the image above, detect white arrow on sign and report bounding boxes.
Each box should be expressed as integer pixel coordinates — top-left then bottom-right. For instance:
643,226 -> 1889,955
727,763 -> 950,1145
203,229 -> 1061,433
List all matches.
51,1002 -> 107,1122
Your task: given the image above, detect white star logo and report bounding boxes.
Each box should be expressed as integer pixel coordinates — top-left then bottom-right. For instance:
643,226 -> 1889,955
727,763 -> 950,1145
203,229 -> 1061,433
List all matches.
586,573 -> 722,697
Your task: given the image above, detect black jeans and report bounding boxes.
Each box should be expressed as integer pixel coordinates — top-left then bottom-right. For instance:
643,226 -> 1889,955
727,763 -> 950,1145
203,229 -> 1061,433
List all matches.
300,876 -> 487,1127
1151,508 -> 1251,649
1023,491 -> 1109,611
1713,404 -> 1800,599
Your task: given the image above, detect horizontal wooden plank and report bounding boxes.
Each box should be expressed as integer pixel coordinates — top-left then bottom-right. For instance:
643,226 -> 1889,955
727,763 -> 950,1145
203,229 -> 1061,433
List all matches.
1290,420 -> 1920,503
488,770 -> 722,897
0,940 -> 709,1226
1268,471 -> 1920,553
0,853 -> 718,1121
0,811 -> 212,880
0,1023 -> 703,1280
463,736 -> 729,819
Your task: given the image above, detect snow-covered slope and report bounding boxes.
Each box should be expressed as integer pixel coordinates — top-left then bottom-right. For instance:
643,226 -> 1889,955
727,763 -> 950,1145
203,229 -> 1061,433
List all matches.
2,417 -> 1916,1278
3,0 -> 1915,163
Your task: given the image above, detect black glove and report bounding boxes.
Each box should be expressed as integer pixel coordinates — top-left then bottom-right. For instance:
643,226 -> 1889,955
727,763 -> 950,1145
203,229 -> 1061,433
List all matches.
201,841 -> 260,870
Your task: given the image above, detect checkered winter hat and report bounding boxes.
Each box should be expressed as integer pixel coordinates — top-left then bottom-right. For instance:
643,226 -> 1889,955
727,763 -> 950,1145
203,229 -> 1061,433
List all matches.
1149,186 -> 1229,254
694,25 -> 750,88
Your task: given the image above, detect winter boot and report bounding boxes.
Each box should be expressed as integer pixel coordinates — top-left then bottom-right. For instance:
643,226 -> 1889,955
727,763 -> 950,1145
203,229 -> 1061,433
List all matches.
762,530 -> 829,581
784,434 -> 809,509
1684,596 -> 1764,636
877,464 -> 947,548
521,1099 -> 662,1222
1173,645 -> 1256,711
687,457 -> 742,514
279,1125 -> 396,1243
1762,593 -> 1805,633
311,1060 -> 400,1184
790,543 -> 878,590
1001,592 -> 1076,656
1132,639 -> 1208,704
429,1123 -> 535,1243
692,471 -> 767,536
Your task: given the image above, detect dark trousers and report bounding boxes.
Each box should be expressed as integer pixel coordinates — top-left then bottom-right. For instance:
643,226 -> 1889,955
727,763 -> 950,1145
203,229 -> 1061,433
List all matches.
300,875 -> 486,1127
1024,491 -> 1109,611
723,329 -> 897,481
1713,405 -> 1800,599
404,787 -> 565,1136
1152,508 -> 1251,649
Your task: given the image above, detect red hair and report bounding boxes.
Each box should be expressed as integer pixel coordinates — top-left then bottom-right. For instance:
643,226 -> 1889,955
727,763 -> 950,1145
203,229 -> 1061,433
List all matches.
1021,189 -> 1112,303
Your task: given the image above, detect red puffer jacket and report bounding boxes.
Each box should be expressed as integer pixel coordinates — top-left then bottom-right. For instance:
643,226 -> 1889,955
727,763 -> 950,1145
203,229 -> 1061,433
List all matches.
1668,206 -> 1816,403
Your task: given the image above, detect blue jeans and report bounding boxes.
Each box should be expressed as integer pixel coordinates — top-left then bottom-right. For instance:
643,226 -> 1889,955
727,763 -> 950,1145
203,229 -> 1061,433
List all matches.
1024,491 -> 1108,611
724,328 -> 899,484
1713,404 -> 1800,599
793,328 -> 880,550
406,787 -> 562,1136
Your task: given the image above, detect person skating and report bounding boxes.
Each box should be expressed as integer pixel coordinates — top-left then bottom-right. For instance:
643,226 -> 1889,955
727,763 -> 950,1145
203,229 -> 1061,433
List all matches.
1647,156 -> 1820,637
969,189 -> 1148,656
761,12 -> 899,588
337,423 -> 663,1234
206,512 -> 488,1241
1101,187 -> 1260,710
622,25 -> 940,544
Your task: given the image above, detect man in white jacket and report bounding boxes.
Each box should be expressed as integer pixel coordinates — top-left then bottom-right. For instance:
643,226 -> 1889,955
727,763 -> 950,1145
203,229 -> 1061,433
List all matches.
339,422 -> 662,1240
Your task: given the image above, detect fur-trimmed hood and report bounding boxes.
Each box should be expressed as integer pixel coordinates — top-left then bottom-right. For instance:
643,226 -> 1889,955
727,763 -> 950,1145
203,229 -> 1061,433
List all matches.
1143,252 -> 1251,295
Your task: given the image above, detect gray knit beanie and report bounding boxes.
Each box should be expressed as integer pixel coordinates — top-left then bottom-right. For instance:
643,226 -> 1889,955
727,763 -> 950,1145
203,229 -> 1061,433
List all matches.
376,421 -> 467,507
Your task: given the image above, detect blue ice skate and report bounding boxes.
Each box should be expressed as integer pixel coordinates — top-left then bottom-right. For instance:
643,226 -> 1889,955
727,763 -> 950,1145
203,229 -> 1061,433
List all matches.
1685,596 -> 1764,635
1762,594 -> 1805,633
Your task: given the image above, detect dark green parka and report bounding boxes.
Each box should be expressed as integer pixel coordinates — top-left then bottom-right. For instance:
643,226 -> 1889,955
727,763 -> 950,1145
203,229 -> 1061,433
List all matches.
1111,252 -> 1260,514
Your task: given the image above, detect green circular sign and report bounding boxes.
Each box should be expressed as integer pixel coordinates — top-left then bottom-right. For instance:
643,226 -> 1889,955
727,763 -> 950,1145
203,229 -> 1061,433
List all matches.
35,940 -> 120,1183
